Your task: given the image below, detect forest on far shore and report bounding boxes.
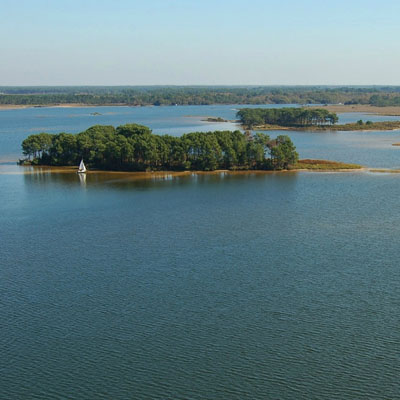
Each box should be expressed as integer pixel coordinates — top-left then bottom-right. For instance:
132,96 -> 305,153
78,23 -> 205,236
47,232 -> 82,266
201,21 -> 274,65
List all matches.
3,86 -> 400,106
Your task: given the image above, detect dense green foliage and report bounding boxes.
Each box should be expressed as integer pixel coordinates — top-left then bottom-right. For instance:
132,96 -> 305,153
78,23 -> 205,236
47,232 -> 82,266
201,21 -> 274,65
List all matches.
3,86 -> 400,106
21,124 -> 298,171
237,107 -> 339,128
369,94 -> 400,107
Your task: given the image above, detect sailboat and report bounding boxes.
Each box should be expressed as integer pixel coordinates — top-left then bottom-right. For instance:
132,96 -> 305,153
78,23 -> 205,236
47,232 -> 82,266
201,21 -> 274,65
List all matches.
77,159 -> 87,174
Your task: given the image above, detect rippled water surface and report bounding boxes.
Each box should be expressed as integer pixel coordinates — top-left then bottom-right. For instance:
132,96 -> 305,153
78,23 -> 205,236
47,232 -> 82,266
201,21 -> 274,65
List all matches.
2,106 -> 400,399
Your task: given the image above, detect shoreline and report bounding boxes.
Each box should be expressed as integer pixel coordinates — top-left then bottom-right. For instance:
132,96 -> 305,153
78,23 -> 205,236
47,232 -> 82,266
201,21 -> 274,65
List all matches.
0,103 -> 136,110
250,122 -> 400,132
7,164 -> 400,178
306,104 -> 400,116
17,165 -> 400,176
13,161 -> 364,176
2,103 -> 400,116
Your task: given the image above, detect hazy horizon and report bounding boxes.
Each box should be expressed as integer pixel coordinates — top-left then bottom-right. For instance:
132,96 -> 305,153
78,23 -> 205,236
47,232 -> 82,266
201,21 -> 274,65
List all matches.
2,84 -> 400,88
2,0 -> 400,86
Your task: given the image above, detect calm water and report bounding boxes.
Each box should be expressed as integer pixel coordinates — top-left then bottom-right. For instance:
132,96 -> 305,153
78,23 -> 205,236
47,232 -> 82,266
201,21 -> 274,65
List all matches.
1,104 -> 398,162
2,106 -> 400,399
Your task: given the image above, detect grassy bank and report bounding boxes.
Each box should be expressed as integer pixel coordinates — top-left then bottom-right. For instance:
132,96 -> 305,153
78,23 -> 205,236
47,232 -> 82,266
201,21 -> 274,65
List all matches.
306,104 -> 400,116
252,120 -> 400,132
292,159 -> 362,170
19,159 -> 363,176
312,121 -> 400,131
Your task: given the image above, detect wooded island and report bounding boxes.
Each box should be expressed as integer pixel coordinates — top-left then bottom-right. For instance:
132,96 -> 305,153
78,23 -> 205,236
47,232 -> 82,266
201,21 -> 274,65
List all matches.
237,108 -> 339,128
237,107 -> 400,131
20,124 -> 299,171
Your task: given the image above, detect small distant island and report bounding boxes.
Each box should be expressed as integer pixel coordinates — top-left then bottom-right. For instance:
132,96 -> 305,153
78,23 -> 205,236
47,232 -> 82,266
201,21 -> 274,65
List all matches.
19,123 -> 361,172
237,107 -> 400,131
201,117 -> 228,123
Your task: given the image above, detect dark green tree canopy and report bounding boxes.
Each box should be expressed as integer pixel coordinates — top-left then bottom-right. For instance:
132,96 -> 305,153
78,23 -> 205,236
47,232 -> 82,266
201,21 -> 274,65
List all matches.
116,124 -> 152,137
2,85 -> 400,106
21,124 -> 298,171
237,107 -> 338,128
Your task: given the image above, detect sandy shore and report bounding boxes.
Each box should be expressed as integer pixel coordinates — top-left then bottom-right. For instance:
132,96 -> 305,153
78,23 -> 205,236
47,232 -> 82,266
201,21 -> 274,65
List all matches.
306,104 -> 400,116
2,103 -> 400,115
0,103 -> 130,110
0,105 -> 34,110
6,164 -> 364,177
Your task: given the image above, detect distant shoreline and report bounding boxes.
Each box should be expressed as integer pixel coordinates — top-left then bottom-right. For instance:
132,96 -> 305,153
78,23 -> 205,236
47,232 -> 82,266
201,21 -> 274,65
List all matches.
251,122 -> 400,132
2,103 -> 400,116
306,104 -> 400,116
0,103 -> 131,110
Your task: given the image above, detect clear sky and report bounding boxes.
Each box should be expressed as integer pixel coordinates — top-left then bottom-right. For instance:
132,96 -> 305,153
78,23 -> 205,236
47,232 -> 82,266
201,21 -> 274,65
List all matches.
1,0 -> 400,85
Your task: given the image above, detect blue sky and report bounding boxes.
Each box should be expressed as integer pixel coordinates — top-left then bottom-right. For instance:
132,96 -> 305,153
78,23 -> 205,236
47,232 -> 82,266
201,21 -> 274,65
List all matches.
1,0 -> 400,85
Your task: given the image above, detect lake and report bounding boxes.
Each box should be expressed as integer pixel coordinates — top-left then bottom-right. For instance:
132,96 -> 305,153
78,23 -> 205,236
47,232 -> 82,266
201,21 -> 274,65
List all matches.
1,105 -> 400,399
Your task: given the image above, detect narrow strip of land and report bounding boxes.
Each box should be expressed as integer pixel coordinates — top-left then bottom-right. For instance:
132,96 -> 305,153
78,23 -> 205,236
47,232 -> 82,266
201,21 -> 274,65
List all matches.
293,159 -> 362,170
237,107 -> 400,131
253,121 -> 400,132
0,103 -> 129,110
13,160 -> 363,176
306,104 -> 400,116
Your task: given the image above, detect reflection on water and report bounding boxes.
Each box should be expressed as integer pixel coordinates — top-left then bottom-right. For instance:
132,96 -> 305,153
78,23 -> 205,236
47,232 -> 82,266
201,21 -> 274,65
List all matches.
4,105 -> 400,399
21,168 -> 299,192
3,166 -> 400,399
78,172 -> 86,186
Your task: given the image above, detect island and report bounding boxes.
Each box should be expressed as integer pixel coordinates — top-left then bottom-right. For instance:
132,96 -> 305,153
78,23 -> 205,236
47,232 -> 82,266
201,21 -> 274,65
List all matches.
20,124 -> 300,171
19,123 -> 362,172
237,107 -> 400,131
201,117 -> 229,123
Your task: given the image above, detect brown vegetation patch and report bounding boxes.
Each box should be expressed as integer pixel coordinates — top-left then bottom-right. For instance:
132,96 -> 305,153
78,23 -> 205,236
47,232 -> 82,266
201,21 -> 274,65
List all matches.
294,159 -> 362,170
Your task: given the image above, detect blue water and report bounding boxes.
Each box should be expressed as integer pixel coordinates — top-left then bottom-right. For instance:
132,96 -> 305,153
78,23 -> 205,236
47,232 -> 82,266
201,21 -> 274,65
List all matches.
337,111 -> 400,124
2,104 -> 398,162
2,105 -> 400,399
0,105 -> 237,161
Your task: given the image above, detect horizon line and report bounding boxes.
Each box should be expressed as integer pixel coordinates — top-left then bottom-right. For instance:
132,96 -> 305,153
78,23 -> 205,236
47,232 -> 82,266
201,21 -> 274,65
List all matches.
1,84 -> 400,88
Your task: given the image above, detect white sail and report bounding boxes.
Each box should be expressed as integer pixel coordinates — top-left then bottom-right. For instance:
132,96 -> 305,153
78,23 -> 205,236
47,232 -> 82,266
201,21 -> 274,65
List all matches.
78,159 -> 87,173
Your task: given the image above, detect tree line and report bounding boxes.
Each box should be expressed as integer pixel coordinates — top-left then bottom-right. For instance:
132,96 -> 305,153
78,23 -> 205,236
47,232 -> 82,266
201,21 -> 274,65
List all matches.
21,124 -> 298,171
369,94 -> 400,107
237,107 -> 339,128
3,86 -> 400,106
